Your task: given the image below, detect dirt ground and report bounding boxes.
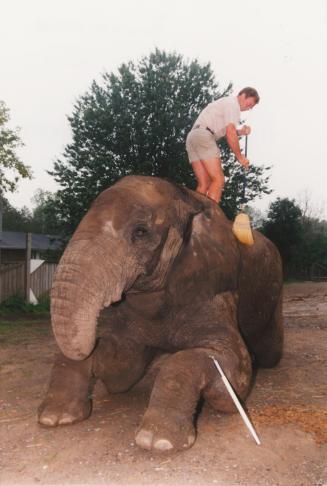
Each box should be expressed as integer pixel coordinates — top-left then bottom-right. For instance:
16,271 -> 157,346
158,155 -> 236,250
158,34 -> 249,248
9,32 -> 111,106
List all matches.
1,281 -> 327,486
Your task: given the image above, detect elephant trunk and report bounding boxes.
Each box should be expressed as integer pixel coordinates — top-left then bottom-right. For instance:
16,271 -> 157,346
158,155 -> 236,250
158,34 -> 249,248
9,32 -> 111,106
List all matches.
51,238 -> 131,361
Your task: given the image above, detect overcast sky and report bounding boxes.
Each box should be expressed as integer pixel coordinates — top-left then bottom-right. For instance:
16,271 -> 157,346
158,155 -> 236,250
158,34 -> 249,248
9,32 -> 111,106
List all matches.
1,0 -> 327,218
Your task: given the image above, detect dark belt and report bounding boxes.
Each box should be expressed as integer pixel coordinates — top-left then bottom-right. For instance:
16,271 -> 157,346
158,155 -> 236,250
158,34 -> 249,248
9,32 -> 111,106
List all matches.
193,124 -> 214,136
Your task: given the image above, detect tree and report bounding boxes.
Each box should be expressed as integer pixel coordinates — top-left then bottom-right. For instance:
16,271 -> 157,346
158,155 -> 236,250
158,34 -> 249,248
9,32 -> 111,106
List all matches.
2,197 -> 32,233
297,188 -> 325,222
30,189 -> 65,235
291,191 -> 327,277
261,198 -> 303,272
260,196 -> 327,279
50,49 -> 271,232
0,101 -> 32,194
218,137 -> 271,219
246,206 -> 265,229
1,197 -> 32,232
2,190 -> 65,237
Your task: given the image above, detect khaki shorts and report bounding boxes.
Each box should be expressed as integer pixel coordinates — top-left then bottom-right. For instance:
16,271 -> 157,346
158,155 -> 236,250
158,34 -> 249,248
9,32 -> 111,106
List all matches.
186,128 -> 220,164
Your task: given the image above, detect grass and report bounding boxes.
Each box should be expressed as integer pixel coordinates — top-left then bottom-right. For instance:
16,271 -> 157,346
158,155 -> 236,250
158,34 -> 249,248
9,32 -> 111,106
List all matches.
0,293 -> 53,353
0,318 -> 48,331
0,295 -> 51,345
0,316 -> 51,346
0,294 -> 50,317
283,278 -> 307,285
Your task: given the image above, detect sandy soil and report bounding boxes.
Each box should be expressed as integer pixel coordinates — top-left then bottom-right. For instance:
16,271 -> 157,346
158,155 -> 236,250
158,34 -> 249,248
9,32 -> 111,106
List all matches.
0,281 -> 327,486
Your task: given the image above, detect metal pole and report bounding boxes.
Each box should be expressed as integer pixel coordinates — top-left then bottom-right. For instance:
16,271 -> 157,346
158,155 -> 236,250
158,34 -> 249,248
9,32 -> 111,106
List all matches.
0,196 -> 2,303
25,232 -> 32,303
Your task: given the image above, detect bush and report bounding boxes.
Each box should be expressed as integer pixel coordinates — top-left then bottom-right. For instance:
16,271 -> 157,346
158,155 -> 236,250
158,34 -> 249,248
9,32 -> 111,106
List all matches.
0,293 -> 50,315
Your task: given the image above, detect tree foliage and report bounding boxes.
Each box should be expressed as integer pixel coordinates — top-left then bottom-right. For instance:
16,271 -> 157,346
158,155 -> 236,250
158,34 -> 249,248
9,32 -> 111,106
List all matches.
1,197 -> 32,232
218,138 -> 271,219
261,197 -> 302,269
50,49 -> 271,232
30,189 -> 65,235
0,101 -> 32,194
2,190 -> 63,236
261,197 -> 327,278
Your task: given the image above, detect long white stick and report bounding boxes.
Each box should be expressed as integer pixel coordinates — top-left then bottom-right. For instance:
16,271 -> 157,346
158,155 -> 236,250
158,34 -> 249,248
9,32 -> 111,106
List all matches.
210,356 -> 261,445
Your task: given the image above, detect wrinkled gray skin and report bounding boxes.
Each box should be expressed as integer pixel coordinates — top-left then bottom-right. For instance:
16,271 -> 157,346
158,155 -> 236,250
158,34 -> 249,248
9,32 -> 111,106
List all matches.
38,176 -> 283,452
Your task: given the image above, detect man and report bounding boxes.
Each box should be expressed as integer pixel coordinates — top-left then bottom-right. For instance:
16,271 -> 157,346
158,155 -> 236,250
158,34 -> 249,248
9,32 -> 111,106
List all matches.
186,87 -> 259,203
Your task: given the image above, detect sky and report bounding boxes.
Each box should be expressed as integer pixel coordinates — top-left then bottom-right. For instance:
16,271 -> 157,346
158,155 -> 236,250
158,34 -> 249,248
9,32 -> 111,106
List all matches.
1,0 -> 327,219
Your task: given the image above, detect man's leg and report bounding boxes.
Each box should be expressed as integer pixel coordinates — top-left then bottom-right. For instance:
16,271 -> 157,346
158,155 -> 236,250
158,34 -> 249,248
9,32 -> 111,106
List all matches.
191,161 -> 211,195
202,157 -> 224,203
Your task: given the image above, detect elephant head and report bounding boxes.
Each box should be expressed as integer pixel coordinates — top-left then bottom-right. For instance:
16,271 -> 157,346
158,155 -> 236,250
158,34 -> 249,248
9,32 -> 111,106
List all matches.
51,176 -> 205,361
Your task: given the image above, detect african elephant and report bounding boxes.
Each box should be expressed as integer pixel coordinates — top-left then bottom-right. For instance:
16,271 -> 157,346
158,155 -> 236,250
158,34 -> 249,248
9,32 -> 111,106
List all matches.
38,175 -> 283,452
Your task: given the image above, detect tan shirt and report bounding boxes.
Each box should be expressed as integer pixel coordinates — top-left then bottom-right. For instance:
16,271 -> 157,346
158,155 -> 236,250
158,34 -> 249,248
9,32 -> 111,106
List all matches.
193,96 -> 240,140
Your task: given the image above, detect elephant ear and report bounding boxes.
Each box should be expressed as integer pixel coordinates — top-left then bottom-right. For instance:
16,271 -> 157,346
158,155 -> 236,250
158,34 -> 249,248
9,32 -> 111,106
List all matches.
173,184 -> 211,231
132,225 -> 184,292
182,190 -> 240,294
173,186 -> 218,249
132,186 -> 210,292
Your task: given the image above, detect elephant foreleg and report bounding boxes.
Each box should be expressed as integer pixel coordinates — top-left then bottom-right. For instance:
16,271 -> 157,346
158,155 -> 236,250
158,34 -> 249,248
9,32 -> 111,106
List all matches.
38,353 -> 93,426
92,335 -> 156,393
135,344 -> 251,452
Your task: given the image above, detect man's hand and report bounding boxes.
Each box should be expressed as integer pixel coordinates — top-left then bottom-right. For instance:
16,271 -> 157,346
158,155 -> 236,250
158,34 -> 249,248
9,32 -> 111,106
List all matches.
238,155 -> 250,170
238,125 -> 251,136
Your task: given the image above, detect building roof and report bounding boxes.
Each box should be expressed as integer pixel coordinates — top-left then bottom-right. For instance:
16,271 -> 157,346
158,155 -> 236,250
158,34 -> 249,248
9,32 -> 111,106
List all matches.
0,231 -> 62,251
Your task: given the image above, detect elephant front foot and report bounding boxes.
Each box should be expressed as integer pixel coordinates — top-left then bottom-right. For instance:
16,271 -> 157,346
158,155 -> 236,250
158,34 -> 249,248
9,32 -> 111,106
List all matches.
135,409 -> 195,452
38,353 -> 93,427
38,396 -> 91,427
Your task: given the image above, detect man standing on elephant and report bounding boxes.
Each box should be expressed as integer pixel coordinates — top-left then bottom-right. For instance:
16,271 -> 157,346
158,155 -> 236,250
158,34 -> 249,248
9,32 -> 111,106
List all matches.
186,87 -> 260,203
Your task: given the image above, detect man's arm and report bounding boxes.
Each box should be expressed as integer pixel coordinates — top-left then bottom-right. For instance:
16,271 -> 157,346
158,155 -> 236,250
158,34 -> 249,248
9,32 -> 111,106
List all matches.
226,123 -> 249,169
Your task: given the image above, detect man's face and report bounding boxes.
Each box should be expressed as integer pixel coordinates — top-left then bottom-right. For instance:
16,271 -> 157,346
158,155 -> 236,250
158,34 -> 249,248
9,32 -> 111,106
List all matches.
239,95 -> 257,112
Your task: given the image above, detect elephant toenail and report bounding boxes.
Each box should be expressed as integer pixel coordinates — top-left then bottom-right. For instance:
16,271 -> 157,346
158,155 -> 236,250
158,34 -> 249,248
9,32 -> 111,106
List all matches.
154,439 -> 173,451
187,435 -> 196,446
135,429 -> 153,450
58,414 -> 75,425
39,416 -> 56,426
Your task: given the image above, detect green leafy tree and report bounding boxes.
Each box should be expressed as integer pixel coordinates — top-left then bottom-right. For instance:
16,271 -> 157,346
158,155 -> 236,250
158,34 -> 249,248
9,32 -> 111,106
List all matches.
290,213 -> 327,278
293,231 -> 327,277
50,49 -> 271,232
30,189 -> 65,235
218,138 -> 271,218
261,198 -> 303,273
0,101 -> 32,194
2,190 -> 65,237
1,197 -> 32,232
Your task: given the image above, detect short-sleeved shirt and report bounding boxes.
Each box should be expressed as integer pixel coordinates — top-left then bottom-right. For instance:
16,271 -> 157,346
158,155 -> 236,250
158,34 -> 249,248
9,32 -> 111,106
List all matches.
192,96 -> 240,141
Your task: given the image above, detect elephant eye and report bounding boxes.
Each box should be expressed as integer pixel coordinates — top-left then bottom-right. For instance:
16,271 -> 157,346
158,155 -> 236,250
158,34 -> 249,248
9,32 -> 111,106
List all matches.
132,225 -> 150,241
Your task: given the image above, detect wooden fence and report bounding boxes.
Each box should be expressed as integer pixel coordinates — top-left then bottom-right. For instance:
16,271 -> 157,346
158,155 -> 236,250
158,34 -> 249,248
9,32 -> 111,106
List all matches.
0,263 -> 25,303
0,262 -> 57,304
310,262 -> 327,281
30,263 -> 57,299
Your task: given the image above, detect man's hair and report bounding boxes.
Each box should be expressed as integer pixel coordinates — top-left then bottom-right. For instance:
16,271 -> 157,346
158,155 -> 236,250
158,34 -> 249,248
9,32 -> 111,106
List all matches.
238,87 -> 260,104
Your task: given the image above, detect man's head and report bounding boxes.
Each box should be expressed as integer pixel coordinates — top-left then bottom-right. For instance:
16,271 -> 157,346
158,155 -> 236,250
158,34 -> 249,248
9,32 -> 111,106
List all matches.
237,87 -> 260,111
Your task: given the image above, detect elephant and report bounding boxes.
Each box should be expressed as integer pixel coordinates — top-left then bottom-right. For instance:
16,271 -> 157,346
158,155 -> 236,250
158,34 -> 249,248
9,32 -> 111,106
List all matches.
38,175 -> 283,452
